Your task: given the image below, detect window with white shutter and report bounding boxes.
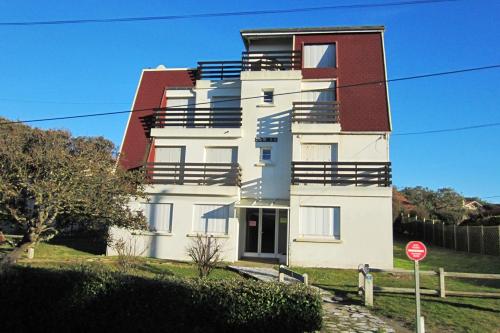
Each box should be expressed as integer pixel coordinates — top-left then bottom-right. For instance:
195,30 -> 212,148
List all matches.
155,146 -> 185,163
193,204 -> 229,234
300,206 -> 340,239
205,147 -> 237,163
143,203 -> 173,233
303,44 -> 336,68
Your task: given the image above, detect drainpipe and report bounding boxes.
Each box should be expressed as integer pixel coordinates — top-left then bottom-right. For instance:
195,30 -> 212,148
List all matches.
286,208 -> 291,266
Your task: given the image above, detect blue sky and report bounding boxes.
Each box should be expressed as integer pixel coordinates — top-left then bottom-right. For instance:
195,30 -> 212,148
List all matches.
0,0 -> 499,202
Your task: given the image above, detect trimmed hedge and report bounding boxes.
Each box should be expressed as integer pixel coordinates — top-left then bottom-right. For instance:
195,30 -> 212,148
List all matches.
0,266 -> 322,332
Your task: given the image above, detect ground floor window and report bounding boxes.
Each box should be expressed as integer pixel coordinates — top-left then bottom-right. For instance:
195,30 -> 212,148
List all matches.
193,204 -> 229,235
143,203 -> 173,233
300,206 -> 340,239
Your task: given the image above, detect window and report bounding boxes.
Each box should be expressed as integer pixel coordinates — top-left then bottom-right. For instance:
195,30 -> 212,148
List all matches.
143,203 -> 173,233
262,90 -> 274,104
205,147 -> 238,163
300,206 -> 340,239
155,146 -> 185,163
193,204 -> 229,234
303,44 -> 336,68
260,148 -> 272,161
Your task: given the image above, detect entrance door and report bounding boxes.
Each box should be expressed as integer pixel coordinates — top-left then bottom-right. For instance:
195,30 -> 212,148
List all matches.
243,208 -> 287,258
260,209 -> 276,254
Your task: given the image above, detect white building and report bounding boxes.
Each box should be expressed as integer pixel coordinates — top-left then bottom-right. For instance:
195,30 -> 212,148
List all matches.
110,26 -> 393,269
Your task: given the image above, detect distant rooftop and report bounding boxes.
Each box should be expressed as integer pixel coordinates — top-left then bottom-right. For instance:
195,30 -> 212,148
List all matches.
240,25 -> 384,46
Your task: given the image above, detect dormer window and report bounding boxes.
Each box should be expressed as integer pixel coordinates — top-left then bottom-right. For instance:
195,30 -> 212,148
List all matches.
303,44 -> 336,68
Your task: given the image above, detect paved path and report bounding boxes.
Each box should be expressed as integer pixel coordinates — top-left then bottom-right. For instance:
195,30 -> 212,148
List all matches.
228,266 -> 398,333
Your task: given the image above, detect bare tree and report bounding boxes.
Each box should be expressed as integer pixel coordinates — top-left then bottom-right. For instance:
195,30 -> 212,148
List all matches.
186,234 -> 223,278
108,236 -> 148,273
0,118 -> 147,266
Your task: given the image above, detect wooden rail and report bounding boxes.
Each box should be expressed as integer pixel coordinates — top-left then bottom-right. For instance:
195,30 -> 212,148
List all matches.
242,50 -> 301,71
152,107 -> 242,128
144,162 -> 241,186
291,161 -> 392,187
358,264 -> 500,306
278,265 -> 309,285
292,101 -> 340,124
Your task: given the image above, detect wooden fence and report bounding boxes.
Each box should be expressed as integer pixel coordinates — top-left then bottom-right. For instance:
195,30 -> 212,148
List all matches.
399,219 -> 500,256
357,264 -> 500,307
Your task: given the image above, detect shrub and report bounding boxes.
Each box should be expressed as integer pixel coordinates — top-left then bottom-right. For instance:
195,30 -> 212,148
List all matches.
0,266 -> 322,333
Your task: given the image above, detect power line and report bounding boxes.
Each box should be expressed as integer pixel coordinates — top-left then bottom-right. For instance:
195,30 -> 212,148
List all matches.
392,121 -> 500,136
0,0 -> 459,26
0,97 -> 128,105
0,63 -> 498,127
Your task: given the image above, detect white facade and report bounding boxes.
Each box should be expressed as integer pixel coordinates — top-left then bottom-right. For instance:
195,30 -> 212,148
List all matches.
109,27 -> 393,269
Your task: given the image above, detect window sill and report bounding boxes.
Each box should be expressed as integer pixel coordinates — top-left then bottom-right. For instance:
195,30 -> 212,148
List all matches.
255,162 -> 274,167
132,231 -> 173,236
293,237 -> 342,244
256,104 -> 275,107
186,233 -> 230,239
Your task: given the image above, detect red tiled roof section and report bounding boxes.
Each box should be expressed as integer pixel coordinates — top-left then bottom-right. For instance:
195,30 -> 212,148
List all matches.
118,69 -> 194,170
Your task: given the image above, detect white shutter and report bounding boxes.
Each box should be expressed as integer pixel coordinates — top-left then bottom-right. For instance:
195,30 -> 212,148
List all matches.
193,204 -> 229,234
166,97 -> 194,108
155,147 -> 184,163
143,203 -> 172,232
300,206 -> 340,239
301,144 -> 337,162
303,44 -> 336,68
205,147 -> 237,163
210,96 -> 240,108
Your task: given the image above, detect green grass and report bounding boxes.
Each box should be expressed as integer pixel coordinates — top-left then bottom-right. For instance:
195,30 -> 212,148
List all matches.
4,236 -> 239,280
294,240 -> 500,333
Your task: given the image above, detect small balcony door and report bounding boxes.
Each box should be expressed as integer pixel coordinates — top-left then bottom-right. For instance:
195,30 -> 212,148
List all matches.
210,96 -> 240,128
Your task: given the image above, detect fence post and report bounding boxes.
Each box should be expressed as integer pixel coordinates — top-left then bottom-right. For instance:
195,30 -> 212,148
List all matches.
480,225 -> 485,254
466,225 -> 470,253
454,225 -> 457,251
439,267 -> 446,298
278,265 -> 285,283
498,226 -> 500,256
364,273 -> 374,307
358,268 -> 365,295
302,273 -> 309,286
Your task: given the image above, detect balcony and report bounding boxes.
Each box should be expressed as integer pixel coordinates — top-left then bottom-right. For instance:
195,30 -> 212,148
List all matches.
291,162 -> 392,187
148,107 -> 243,138
145,162 -> 241,196
196,50 -> 301,81
242,50 -> 301,71
291,101 -> 340,134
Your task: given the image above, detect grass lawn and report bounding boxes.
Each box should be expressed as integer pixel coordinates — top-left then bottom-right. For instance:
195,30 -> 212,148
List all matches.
293,240 -> 500,333
1,236 -> 239,280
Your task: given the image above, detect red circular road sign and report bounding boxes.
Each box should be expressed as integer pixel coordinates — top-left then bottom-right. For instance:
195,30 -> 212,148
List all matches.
406,241 -> 427,261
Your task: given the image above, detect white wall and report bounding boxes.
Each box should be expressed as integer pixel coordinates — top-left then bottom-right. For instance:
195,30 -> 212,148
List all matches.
289,188 -> 393,269
107,195 -> 239,262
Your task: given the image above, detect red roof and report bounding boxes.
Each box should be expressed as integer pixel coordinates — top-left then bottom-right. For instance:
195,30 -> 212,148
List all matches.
118,69 -> 194,170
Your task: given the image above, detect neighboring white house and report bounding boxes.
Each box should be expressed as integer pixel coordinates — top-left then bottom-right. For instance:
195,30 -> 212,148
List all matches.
110,26 -> 393,269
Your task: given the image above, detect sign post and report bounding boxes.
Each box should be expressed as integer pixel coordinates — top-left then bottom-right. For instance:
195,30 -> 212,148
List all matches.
406,241 -> 427,333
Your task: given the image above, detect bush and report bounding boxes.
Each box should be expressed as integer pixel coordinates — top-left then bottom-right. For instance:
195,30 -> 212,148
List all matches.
0,266 -> 322,332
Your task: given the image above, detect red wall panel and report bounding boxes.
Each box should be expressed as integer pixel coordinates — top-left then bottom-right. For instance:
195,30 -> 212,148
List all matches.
118,70 -> 194,170
295,33 -> 390,132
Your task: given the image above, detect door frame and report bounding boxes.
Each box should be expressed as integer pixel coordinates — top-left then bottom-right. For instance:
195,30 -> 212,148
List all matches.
242,207 -> 288,260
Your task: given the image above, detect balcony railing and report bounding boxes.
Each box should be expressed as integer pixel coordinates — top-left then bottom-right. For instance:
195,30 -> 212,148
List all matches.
242,50 -> 301,71
196,50 -> 302,80
152,107 -> 242,128
292,101 -> 340,124
291,162 -> 392,187
196,61 -> 242,80
145,162 -> 241,186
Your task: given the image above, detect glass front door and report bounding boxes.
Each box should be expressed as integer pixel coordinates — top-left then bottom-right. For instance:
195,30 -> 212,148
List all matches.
243,208 -> 287,257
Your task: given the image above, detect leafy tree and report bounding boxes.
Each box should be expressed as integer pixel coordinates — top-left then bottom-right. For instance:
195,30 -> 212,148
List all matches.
0,118 -> 147,266
400,186 -> 466,224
